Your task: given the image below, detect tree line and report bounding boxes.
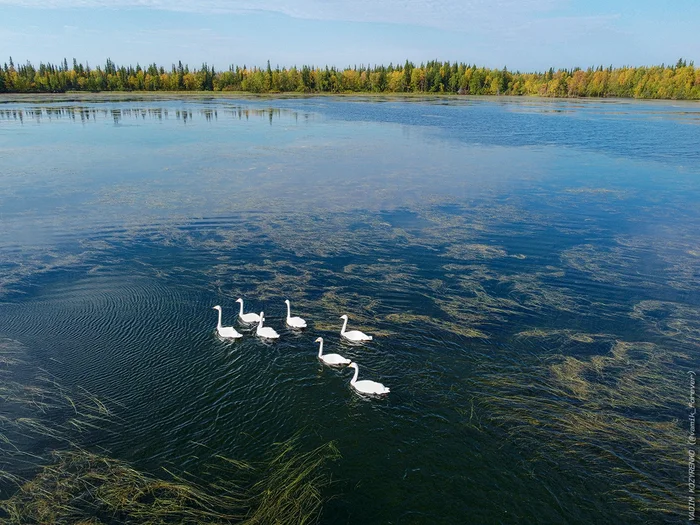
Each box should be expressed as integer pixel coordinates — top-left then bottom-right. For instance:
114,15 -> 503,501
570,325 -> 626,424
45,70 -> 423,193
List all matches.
1,57 -> 699,99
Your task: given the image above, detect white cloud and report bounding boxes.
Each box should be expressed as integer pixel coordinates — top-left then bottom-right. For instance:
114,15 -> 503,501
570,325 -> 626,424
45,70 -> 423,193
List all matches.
0,0 -> 564,31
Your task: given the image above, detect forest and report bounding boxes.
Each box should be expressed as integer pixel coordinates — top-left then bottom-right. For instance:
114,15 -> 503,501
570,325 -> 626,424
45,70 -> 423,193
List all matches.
1,57 -> 699,99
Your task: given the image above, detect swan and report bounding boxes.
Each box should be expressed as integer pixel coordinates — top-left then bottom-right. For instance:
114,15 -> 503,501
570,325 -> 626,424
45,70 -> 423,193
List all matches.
315,337 -> 350,366
339,314 -> 373,342
235,298 -> 261,323
348,362 -> 389,395
284,299 -> 307,329
212,305 -> 243,339
256,312 -> 280,339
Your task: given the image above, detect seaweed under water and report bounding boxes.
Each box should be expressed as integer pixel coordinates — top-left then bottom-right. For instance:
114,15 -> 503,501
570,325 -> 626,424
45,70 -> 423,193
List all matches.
0,338 -> 340,525
471,333 -> 690,521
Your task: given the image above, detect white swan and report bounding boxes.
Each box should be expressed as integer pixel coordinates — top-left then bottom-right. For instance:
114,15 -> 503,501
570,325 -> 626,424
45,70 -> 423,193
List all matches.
348,362 -> 389,395
315,337 -> 350,366
235,298 -> 261,323
256,312 -> 280,339
212,305 -> 242,339
284,299 -> 307,329
339,314 -> 373,342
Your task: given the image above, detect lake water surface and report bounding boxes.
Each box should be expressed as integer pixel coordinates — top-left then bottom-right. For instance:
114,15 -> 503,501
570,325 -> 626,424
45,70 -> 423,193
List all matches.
0,96 -> 699,524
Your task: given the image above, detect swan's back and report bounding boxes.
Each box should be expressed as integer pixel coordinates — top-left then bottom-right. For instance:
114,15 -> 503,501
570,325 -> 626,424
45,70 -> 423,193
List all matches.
240,312 -> 261,323
257,325 -> 279,339
354,380 -> 389,394
343,330 -> 372,341
218,326 -> 242,339
321,353 -> 350,365
287,316 -> 307,328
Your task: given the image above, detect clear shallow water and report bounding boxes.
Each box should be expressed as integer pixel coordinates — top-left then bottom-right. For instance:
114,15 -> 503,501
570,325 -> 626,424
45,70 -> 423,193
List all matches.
0,96 -> 699,524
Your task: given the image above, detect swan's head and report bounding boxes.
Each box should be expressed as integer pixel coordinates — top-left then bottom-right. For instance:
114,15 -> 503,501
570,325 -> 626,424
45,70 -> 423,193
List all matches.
348,362 -> 358,370
315,337 -> 323,343
235,298 -> 242,303
285,299 -> 290,305
212,305 -> 221,310
340,314 -> 348,320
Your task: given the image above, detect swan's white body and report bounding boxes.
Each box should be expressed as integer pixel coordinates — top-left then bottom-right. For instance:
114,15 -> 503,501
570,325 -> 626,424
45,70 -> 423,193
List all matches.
339,314 -> 373,342
348,362 -> 389,395
236,298 -> 261,323
212,305 -> 242,339
256,312 -> 280,339
284,300 -> 307,329
315,337 -> 350,366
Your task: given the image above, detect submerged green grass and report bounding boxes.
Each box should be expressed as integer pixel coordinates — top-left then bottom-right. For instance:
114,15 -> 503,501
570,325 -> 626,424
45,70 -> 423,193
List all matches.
0,339 -> 340,525
2,441 -> 339,525
471,333 -> 690,521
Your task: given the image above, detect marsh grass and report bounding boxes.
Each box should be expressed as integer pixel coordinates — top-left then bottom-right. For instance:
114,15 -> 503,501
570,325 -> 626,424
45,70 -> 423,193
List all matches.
631,300 -> 700,345
384,313 -> 488,339
0,338 -> 339,525
2,440 -> 339,525
440,243 -> 508,260
472,333 -> 690,521
244,440 -> 340,525
2,449 -> 244,524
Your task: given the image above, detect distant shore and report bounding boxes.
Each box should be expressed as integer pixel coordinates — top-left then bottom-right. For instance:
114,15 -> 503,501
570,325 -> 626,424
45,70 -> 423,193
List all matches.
2,59 -> 699,100
2,91 -> 699,105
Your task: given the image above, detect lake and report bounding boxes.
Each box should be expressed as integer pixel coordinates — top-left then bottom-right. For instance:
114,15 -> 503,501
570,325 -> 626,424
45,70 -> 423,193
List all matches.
0,95 -> 698,524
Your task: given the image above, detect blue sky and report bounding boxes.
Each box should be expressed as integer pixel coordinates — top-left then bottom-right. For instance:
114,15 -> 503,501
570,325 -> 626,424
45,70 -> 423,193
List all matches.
1,0 -> 698,71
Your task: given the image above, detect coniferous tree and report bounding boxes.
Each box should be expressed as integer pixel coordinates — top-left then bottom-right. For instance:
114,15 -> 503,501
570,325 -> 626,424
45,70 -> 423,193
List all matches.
1,56 -> 698,99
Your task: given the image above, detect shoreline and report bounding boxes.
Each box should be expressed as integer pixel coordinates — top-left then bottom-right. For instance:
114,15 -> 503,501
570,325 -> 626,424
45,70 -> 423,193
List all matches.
2,91 -> 699,104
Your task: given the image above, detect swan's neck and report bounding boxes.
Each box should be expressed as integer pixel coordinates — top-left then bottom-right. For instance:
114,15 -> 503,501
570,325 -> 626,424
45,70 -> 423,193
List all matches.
341,317 -> 348,334
257,313 -> 264,333
216,308 -> 223,329
238,301 -> 244,316
286,301 -> 291,320
351,365 -> 358,384
317,340 -> 323,358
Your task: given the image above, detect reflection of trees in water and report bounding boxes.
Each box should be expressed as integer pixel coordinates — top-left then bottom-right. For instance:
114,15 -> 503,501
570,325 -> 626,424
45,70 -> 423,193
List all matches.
0,105 -> 295,126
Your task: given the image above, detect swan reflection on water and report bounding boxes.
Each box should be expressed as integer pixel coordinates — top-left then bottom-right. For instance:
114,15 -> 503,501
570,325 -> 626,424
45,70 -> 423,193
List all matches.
235,298 -> 261,324
212,305 -> 242,339
284,299 -> 307,329
315,337 -> 351,366
339,314 -> 373,342
348,362 -> 390,396
256,312 -> 280,339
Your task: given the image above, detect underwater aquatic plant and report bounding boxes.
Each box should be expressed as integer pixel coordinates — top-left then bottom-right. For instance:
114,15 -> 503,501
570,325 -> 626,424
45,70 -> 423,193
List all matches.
0,338 -> 339,525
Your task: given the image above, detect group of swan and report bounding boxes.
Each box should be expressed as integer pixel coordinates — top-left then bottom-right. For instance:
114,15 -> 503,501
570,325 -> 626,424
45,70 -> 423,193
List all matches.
213,298 -> 306,340
213,299 -> 389,396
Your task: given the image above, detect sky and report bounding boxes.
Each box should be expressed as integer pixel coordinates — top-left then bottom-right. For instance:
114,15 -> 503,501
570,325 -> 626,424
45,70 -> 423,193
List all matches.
0,0 -> 698,71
